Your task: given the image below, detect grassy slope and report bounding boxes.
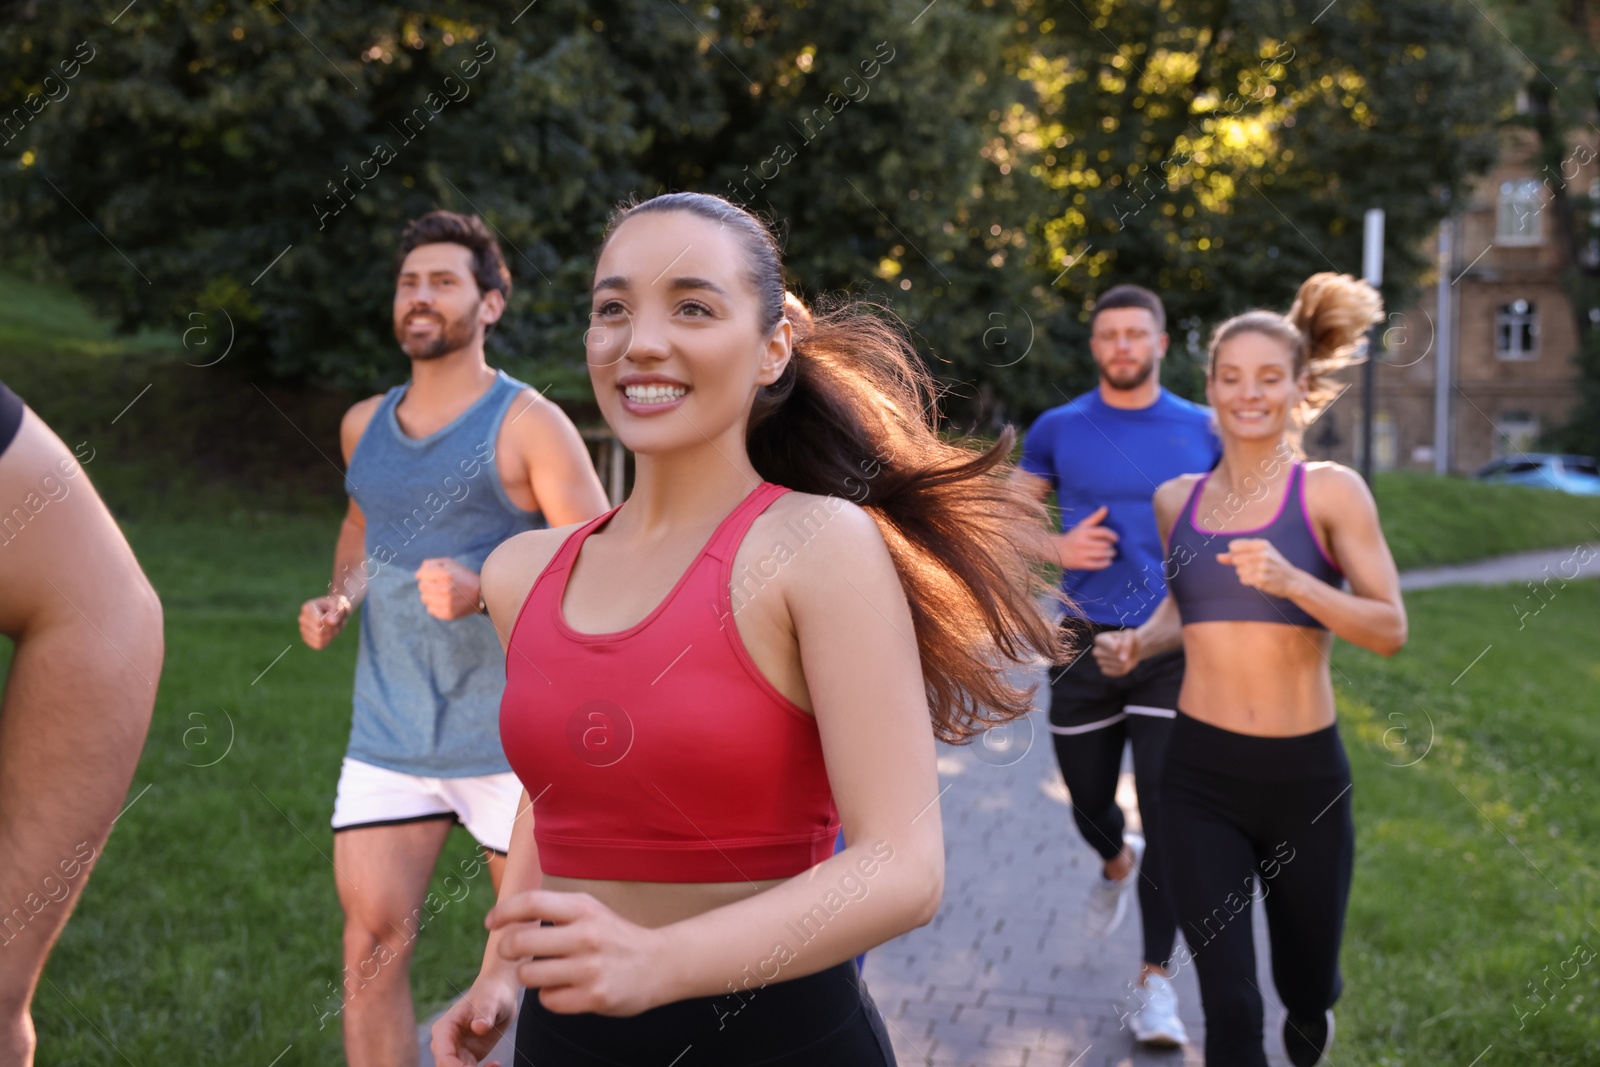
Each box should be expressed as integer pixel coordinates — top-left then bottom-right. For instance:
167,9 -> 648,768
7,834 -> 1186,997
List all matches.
1374,471 -> 1600,572
0,266 -> 362,519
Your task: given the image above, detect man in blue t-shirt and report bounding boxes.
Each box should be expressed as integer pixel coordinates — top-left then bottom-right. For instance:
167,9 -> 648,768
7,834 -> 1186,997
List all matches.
1017,285 -> 1220,1050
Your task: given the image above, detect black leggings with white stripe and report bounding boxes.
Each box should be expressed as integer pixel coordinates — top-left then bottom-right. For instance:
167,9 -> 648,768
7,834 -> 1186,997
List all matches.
1048,618 -> 1184,969
1159,711 -> 1355,1067
1049,713 -> 1176,967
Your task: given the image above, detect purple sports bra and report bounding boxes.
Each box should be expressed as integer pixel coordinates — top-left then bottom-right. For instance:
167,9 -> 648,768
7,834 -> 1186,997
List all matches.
1165,463 -> 1343,628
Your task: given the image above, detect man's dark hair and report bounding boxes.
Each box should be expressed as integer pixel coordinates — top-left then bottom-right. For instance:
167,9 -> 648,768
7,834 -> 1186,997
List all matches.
396,210 -> 512,302
1092,284 -> 1165,334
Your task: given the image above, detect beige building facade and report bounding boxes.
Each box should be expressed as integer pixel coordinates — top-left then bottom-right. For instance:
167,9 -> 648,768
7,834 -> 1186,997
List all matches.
1306,126 -> 1597,473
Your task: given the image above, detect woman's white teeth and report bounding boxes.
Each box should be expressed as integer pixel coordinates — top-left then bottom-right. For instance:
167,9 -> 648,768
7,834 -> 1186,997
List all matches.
624,383 -> 687,404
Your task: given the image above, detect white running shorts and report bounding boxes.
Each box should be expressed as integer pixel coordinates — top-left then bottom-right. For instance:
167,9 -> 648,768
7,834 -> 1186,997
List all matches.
330,757 -> 523,854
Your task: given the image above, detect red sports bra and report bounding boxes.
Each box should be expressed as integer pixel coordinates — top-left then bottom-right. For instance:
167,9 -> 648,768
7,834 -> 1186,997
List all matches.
499,481 -> 841,883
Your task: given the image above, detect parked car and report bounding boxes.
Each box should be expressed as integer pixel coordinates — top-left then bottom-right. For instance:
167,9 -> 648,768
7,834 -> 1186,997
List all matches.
1472,453 -> 1600,496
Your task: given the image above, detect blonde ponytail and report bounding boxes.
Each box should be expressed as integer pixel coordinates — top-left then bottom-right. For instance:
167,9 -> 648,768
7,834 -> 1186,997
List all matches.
1287,272 -> 1383,415
1207,272 -> 1384,428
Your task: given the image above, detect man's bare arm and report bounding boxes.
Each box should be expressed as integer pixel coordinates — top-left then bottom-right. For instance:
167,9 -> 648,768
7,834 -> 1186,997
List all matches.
512,392 -> 609,527
299,399 -> 378,648
0,408 -> 163,1058
329,498 -> 368,608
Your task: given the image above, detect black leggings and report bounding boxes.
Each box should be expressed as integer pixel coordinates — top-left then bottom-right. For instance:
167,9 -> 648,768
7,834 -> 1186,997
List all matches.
1048,618 -> 1183,969
1049,713 -> 1176,968
1159,711 -> 1355,1067
514,960 -> 897,1066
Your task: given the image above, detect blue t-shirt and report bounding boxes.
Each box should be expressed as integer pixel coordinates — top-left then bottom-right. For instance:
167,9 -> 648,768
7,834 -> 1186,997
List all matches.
1020,388 -> 1221,627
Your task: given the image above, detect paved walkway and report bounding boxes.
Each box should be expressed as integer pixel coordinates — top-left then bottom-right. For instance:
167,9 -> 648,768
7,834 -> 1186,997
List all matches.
858,673 -> 1287,1067
1397,541 -> 1599,591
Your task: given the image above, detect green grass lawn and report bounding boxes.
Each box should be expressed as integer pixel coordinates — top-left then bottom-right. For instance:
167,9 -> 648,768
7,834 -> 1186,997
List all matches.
1335,580 -> 1600,1064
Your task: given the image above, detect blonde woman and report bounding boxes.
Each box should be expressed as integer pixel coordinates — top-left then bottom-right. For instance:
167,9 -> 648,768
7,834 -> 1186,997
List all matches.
1095,274 -> 1407,1067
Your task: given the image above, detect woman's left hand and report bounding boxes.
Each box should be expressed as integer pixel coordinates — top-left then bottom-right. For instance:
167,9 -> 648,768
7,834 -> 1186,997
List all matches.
1217,538 -> 1304,599
488,890 -> 669,1016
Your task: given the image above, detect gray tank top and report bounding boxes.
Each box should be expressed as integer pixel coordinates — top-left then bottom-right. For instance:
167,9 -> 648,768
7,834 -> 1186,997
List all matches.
344,370 -> 547,776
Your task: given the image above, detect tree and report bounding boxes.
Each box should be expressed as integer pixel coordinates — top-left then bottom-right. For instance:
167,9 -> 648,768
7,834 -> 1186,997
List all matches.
0,0 -> 1048,421
995,0 -> 1519,418
0,0 -> 1525,431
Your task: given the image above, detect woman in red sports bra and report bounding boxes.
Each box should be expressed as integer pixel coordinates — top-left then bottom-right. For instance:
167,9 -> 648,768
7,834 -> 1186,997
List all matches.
1094,274 -> 1408,1067
431,193 -> 1064,1067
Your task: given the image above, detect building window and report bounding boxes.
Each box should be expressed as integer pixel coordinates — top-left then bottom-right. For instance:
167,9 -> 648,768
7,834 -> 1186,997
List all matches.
1349,412 -> 1398,472
1496,179 -> 1544,243
1495,300 -> 1538,360
1493,411 -> 1539,457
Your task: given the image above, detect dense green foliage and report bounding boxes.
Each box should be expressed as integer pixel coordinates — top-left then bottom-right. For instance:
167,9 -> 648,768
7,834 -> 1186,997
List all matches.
1001,0 -> 1519,416
0,0 -> 1518,426
0,1 -> 1037,416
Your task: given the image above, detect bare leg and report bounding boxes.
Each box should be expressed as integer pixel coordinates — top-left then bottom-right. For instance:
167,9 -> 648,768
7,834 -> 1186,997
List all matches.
485,849 -> 506,897
334,819 -> 455,1067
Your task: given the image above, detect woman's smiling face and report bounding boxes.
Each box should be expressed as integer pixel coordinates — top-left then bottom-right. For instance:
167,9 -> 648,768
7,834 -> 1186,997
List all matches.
1207,329 -> 1306,444
586,210 -> 790,455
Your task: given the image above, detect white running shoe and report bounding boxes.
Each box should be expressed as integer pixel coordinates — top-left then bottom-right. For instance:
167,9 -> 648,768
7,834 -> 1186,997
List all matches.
1128,973 -> 1189,1048
1083,832 -> 1144,938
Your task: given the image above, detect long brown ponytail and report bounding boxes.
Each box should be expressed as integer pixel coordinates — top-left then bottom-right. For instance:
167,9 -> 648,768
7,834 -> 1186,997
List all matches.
602,193 -> 1067,743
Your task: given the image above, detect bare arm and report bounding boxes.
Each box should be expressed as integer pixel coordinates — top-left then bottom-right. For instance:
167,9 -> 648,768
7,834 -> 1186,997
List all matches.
429,786 -> 541,1065
642,501 -> 943,1000
1093,476 -> 1191,674
512,392 -> 610,528
1009,467 -> 1117,571
330,499 -> 369,608
0,409 -> 163,1055
1129,596 -> 1183,659
1268,465 -> 1406,656
299,399 -> 378,648
479,501 -> 942,1017
431,530 -> 564,1065
1009,469 -> 1057,566
1131,477 -> 1191,657
415,396 -> 609,625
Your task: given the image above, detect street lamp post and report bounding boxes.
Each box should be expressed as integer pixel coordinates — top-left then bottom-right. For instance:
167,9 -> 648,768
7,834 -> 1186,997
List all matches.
1360,208 -> 1385,485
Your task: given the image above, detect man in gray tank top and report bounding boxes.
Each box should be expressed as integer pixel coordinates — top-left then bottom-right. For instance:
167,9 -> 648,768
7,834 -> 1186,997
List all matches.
296,211 -> 609,1067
